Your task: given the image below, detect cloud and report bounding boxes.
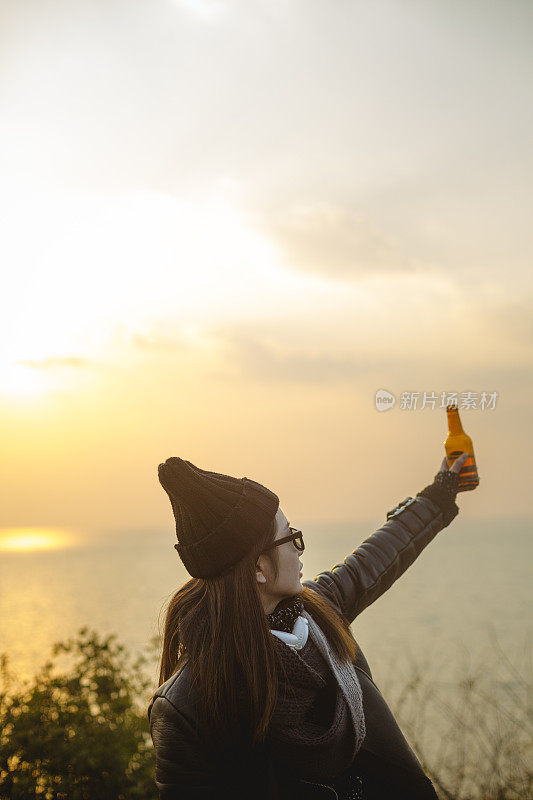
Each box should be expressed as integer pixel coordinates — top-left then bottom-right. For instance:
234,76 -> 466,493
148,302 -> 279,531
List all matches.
482,298 -> 533,346
258,203 -> 426,280
202,317 -> 529,393
171,0 -> 227,21
129,333 -> 192,353
206,324 -> 396,385
16,356 -> 91,369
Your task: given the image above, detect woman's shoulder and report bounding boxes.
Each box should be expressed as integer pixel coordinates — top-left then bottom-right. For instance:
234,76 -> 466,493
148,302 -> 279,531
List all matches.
147,658 -> 198,725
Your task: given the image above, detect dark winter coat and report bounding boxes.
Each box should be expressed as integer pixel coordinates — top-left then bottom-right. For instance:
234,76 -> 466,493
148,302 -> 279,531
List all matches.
148,492 -> 457,799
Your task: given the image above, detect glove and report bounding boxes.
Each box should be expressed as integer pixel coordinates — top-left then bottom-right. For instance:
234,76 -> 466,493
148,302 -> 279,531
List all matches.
416,452 -> 468,527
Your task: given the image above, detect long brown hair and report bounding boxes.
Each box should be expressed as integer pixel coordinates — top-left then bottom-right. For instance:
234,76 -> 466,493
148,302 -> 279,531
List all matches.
156,516 -> 359,747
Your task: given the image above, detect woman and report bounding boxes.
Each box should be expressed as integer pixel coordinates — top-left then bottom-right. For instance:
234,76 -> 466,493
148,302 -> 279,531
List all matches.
148,451 -> 472,799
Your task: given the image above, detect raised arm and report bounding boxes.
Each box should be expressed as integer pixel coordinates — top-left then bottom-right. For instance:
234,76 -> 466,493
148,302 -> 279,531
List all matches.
303,454 -> 469,625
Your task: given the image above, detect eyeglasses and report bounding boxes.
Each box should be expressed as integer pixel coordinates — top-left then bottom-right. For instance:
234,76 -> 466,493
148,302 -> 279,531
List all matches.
261,527 -> 305,553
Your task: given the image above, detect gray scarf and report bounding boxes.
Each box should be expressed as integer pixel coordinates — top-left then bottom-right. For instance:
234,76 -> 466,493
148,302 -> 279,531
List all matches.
302,610 -> 366,752
268,610 -> 366,780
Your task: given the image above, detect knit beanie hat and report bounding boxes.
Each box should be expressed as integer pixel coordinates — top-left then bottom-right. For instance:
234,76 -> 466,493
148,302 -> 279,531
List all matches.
157,457 -> 280,579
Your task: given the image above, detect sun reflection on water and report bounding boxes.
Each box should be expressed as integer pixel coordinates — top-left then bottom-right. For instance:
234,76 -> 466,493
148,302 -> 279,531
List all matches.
0,527 -> 74,551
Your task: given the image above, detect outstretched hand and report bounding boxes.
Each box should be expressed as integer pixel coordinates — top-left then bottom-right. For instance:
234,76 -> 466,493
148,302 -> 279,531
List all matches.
438,452 -> 469,474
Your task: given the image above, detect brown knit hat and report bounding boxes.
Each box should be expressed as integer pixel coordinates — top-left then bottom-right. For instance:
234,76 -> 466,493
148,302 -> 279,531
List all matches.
157,457 -> 280,578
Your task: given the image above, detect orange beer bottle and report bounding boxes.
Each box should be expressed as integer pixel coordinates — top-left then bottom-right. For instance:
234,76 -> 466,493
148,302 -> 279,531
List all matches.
444,403 -> 479,491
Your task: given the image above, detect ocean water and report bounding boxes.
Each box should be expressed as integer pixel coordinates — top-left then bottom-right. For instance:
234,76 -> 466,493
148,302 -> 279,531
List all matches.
1,514 -> 530,698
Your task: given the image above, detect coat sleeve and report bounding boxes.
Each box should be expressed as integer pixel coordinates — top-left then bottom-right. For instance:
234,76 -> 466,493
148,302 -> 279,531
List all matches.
303,492 -> 459,625
149,695 -> 217,799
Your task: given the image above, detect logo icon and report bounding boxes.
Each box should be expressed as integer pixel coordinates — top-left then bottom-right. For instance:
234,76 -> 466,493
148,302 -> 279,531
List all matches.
375,389 -> 396,412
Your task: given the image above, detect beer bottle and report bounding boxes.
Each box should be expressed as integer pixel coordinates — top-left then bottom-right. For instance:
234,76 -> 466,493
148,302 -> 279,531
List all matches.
444,403 -> 479,491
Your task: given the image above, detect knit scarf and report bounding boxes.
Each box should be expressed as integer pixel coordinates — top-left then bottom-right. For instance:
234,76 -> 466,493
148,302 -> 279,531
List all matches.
267,595 -> 366,781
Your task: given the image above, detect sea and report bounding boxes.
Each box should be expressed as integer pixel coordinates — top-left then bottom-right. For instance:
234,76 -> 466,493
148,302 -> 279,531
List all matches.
1,513 -> 530,683
1,513 -> 530,783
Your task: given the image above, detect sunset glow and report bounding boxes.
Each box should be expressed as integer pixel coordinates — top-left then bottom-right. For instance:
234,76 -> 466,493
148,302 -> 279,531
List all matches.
0,528 -> 74,552
0,0 -> 528,538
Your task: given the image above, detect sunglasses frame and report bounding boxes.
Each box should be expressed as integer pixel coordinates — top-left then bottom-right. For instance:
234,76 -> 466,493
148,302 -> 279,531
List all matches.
261,526 -> 305,553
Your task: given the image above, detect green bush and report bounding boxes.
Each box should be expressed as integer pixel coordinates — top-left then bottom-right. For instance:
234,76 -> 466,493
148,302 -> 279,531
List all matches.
0,627 -> 158,800
1,626 -> 531,799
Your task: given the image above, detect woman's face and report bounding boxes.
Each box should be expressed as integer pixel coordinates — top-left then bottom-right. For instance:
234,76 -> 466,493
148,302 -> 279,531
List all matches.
255,506 -> 304,614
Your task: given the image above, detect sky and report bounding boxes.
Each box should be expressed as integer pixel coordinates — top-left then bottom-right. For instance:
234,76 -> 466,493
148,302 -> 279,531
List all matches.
0,0 -> 531,550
